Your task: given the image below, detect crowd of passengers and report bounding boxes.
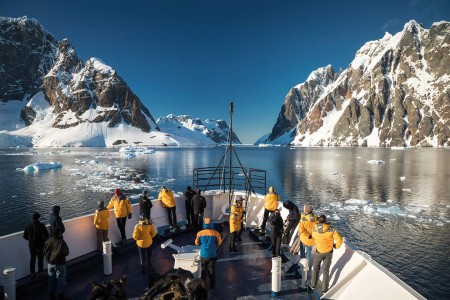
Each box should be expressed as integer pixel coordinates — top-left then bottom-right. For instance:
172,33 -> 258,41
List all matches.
21,185 -> 342,299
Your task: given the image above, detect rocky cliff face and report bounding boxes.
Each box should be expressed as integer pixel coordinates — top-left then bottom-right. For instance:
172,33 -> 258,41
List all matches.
0,17 -> 158,133
262,20 -> 449,147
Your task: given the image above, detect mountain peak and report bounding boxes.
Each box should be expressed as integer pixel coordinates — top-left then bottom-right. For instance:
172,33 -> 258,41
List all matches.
87,57 -> 115,75
262,20 -> 450,147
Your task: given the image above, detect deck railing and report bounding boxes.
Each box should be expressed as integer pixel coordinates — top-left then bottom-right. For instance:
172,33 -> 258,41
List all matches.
192,166 -> 266,196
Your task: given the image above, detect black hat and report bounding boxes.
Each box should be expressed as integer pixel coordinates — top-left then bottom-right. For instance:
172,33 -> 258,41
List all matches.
32,212 -> 40,221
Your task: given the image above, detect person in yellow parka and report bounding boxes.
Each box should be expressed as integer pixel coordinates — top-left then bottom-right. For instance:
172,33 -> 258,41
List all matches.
158,186 -> 178,229
299,203 -> 318,268
107,188 -> 132,245
94,201 -> 110,252
133,214 -> 158,274
260,186 -> 280,233
229,196 -> 244,253
309,214 -> 343,294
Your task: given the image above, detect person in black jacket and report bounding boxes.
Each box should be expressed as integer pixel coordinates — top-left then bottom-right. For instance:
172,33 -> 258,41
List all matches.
269,209 -> 284,257
49,205 -> 65,237
184,186 -> 196,227
44,227 -> 69,300
139,190 -> 153,222
23,212 -> 49,278
282,200 -> 300,245
192,189 -> 207,231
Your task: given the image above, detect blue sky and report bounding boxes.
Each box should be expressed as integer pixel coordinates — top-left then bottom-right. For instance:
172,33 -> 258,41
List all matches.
2,0 -> 450,143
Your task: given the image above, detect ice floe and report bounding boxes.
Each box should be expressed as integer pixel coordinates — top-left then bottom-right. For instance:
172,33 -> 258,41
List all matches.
21,162 -> 62,172
320,198 -> 446,225
367,160 -> 385,165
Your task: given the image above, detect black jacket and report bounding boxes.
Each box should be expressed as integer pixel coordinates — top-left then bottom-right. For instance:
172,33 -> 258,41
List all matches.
49,205 -> 65,236
139,196 -> 153,218
44,236 -> 69,265
283,200 -> 300,222
192,194 -> 206,214
269,213 -> 284,237
184,189 -> 196,202
23,221 -> 49,249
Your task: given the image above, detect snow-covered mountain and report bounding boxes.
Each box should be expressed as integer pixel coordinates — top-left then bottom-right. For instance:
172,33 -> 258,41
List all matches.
156,114 -> 241,144
258,20 -> 449,147
0,17 -> 239,147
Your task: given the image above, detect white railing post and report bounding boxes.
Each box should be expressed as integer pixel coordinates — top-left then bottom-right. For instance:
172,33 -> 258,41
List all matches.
103,241 -> 112,275
299,258 -> 309,288
271,256 -> 282,296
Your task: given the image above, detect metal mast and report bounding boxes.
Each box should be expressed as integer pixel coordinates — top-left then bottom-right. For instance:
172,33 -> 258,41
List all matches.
228,101 -> 233,207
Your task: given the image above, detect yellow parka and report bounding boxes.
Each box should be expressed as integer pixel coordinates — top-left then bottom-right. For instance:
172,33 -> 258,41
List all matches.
132,220 -> 157,248
158,189 -> 176,208
229,204 -> 244,233
312,223 -> 343,253
94,208 -> 110,230
107,195 -> 132,218
264,189 -> 280,211
299,213 -> 318,246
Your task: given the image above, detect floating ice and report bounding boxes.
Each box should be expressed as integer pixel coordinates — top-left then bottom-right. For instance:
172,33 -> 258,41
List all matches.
22,162 -> 62,172
119,145 -> 155,154
367,160 -> 385,165
400,176 -> 406,181
377,206 -> 405,215
345,199 -> 369,205
296,165 -> 303,168
120,152 -> 136,158
402,188 -> 412,192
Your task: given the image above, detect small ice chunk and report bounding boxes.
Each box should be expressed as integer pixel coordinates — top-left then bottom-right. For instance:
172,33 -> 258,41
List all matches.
367,160 -> 385,165
400,176 -> 406,181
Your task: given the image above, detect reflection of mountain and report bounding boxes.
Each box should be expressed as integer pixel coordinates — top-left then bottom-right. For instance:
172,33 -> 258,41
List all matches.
260,21 -> 450,147
277,148 -> 448,218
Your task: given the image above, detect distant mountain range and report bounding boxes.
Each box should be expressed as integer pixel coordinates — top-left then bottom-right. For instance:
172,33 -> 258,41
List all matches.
257,20 -> 449,147
0,17 -> 239,147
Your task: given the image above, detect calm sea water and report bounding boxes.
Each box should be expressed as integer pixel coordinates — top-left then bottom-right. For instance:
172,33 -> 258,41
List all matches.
0,147 -> 449,299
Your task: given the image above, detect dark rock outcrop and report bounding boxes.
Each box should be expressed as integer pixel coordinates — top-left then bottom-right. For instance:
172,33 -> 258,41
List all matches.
0,16 -> 159,133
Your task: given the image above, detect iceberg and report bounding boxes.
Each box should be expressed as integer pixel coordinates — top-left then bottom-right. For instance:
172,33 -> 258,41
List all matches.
22,162 -> 62,172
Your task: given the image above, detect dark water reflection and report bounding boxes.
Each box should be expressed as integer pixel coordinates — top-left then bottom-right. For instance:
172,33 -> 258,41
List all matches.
0,147 -> 448,299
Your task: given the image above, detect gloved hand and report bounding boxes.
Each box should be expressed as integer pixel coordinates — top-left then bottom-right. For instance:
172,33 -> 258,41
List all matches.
127,213 -> 132,219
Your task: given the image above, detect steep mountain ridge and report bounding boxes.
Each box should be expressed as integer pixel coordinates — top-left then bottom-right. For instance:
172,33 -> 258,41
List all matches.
0,17 -> 240,147
261,20 -> 449,147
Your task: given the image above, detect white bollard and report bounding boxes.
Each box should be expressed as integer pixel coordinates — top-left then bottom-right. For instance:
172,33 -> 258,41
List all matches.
103,241 -> 112,255
271,256 -> 282,296
3,267 -> 16,300
103,241 -> 113,275
299,258 -> 309,288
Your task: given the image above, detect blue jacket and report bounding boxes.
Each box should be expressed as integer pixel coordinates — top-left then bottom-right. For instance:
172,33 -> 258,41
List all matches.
195,221 -> 222,259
